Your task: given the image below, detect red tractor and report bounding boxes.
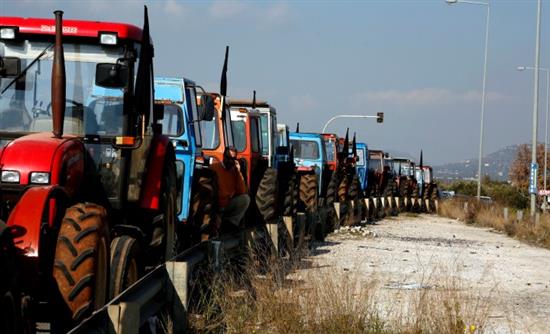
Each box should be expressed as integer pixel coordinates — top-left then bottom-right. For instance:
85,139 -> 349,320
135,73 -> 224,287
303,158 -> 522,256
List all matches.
0,8 -> 177,331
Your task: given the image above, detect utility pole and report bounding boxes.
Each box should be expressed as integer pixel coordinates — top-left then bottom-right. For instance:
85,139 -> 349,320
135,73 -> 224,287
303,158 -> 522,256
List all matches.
530,0 -> 542,217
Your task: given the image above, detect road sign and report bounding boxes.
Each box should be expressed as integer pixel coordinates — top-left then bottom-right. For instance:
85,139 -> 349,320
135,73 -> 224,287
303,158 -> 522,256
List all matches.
529,162 -> 538,194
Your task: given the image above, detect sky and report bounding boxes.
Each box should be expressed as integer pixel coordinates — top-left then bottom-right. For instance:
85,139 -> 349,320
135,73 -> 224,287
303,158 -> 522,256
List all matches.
1,0 -> 549,165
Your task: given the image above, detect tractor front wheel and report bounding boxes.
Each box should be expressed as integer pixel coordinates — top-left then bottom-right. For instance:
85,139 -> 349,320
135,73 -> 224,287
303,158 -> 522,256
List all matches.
53,203 -> 109,322
299,174 -> 323,241
109,236 -> 141,299
256,168 -> 278,225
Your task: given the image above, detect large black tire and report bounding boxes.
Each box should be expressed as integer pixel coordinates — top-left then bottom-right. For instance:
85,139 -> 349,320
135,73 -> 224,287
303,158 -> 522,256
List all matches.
53,203 -> 109,322
348,174 -> 362,225
256,168 -> 278,225
283,174 -> 298,218
190,169 -> 218,242
299,174 -> 323,240
109,236 -> 141,299
337,175 -> 349,227
325,172 -> 340,231
299,174 -> 318,213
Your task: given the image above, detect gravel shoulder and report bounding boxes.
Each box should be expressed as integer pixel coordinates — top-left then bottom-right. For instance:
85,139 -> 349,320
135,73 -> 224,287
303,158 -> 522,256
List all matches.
298,214 -> 550,333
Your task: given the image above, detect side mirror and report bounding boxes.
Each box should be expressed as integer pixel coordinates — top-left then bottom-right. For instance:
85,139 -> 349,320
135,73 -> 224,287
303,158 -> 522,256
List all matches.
198,94 -> 215,121
95,63 -> 129,89
0,57 -> 21,77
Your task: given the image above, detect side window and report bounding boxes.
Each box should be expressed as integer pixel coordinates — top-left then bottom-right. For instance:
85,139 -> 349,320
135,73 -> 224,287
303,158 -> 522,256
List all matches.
259,114 -> 269,155
250,118 -> 260,153
231,120 -> 246,152
186,88 -> 202,147
159,104 -> 183,137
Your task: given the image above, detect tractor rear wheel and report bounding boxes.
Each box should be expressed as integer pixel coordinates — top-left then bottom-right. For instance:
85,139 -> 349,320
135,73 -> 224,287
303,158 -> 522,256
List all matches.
283,174 -> 298,218
337,175 -> 349,227
256,168 -> 278,225
299,174 -> 323,240
162,157 -> 178,261
348,175 -> 362,225
326,172 -> 340,231
109,236 -> 141,299
53,203 -> 109,322
190,169 -> 218,242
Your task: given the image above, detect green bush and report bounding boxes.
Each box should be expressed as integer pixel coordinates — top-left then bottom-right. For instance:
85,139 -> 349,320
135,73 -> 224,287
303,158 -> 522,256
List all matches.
443,177 -> 528,209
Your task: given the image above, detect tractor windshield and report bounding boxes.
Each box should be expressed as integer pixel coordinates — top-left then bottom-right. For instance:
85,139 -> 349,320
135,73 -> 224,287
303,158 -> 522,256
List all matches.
290,139 -> 319,160
0,40 -> 128,136
369,156 -> 382,172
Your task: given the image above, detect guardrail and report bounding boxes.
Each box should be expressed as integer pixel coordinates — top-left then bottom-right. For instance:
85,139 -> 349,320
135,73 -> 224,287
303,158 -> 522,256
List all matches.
68,225 -> 274,334
67,213 -> 311,334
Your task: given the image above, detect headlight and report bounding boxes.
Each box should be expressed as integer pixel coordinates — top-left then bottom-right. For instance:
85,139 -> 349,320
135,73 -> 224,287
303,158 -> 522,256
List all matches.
99,32 -> 118,45
30,172 -> 50,184
0,27 -> 16,40
1,170 -> 20,183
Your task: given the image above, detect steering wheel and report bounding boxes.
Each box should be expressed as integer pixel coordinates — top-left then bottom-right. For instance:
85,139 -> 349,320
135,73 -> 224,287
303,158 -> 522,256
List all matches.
43,99 -> 83,116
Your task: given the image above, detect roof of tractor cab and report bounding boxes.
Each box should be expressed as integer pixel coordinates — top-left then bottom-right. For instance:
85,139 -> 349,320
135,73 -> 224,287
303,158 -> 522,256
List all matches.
356,142 -> 368,149
0,16 -> 144,42
289,132 -> 323,140
229,99 -> 270,108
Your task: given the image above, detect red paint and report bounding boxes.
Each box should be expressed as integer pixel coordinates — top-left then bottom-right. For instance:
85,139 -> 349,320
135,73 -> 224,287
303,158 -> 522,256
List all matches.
6,186 -> 64,257
0,16 -> 143,42
297,166 -> 313,172
0,133 -> 84,194
140,135 -> 171,210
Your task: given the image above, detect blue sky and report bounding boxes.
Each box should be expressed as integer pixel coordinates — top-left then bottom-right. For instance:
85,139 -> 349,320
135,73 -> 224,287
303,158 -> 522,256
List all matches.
1,0 -> 549,164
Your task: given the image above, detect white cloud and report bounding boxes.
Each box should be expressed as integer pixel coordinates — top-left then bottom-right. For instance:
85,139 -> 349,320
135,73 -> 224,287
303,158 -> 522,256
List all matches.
352,88 -> 510,107
163,0 -> 190,18
263,2 -> 290,25
289,94 -> 317,112
209,0 -> 248,19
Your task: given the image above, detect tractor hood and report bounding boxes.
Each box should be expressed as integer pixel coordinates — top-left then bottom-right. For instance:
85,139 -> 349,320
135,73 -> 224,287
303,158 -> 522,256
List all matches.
0,133 -> 74,185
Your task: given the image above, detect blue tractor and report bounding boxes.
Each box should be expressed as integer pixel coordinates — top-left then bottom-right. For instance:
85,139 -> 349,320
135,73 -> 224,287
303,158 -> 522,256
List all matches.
154,77 -> 218,246
289,132 -> 328,240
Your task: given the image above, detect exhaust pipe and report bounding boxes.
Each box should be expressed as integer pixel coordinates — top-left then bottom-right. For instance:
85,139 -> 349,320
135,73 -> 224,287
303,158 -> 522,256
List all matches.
51,10 -> 65,138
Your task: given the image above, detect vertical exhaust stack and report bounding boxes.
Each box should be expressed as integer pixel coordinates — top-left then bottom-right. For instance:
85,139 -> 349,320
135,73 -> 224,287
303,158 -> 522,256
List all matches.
51,10 -> 66,138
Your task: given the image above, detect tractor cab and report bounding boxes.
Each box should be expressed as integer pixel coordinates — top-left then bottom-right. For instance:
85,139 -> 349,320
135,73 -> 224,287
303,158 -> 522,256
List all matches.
355,142 -> 369,192
0,15 -> 159,212
228,102 -> 267,190
322,133 -> 339,172
154,77 -> 215,223
289,132 -> 326,194
199,92 -> 235,164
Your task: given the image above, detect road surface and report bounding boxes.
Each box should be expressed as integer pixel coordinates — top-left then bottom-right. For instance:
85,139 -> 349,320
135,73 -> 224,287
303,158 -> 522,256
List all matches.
297,214 -> 550,333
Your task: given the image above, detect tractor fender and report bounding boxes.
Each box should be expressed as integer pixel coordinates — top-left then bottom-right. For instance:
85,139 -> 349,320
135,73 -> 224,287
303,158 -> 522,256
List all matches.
6,186 -> 68,258
139,135 -> 175,210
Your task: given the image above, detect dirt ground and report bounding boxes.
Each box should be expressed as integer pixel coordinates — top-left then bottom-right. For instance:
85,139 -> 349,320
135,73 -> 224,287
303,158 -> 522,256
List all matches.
297,214 -> 550,334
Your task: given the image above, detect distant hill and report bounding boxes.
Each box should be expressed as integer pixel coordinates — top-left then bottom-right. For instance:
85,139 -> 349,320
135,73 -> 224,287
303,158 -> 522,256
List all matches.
434,145 -> 520,182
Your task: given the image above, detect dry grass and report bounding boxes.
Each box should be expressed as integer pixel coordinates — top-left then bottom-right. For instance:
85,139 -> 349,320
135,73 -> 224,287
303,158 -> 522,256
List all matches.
440,199 -> 550,249
188,251 -> 493,334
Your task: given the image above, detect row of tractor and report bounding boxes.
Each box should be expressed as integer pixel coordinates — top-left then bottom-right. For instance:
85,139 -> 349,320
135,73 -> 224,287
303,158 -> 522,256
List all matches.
0,8 -> 439,333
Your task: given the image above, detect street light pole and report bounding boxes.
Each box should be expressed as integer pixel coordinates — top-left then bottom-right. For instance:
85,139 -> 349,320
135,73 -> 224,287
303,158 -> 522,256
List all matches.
530,0 -> 542,217
321,114 -> 382,133
518,66 -> 550,208
446,0 -> 490,201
